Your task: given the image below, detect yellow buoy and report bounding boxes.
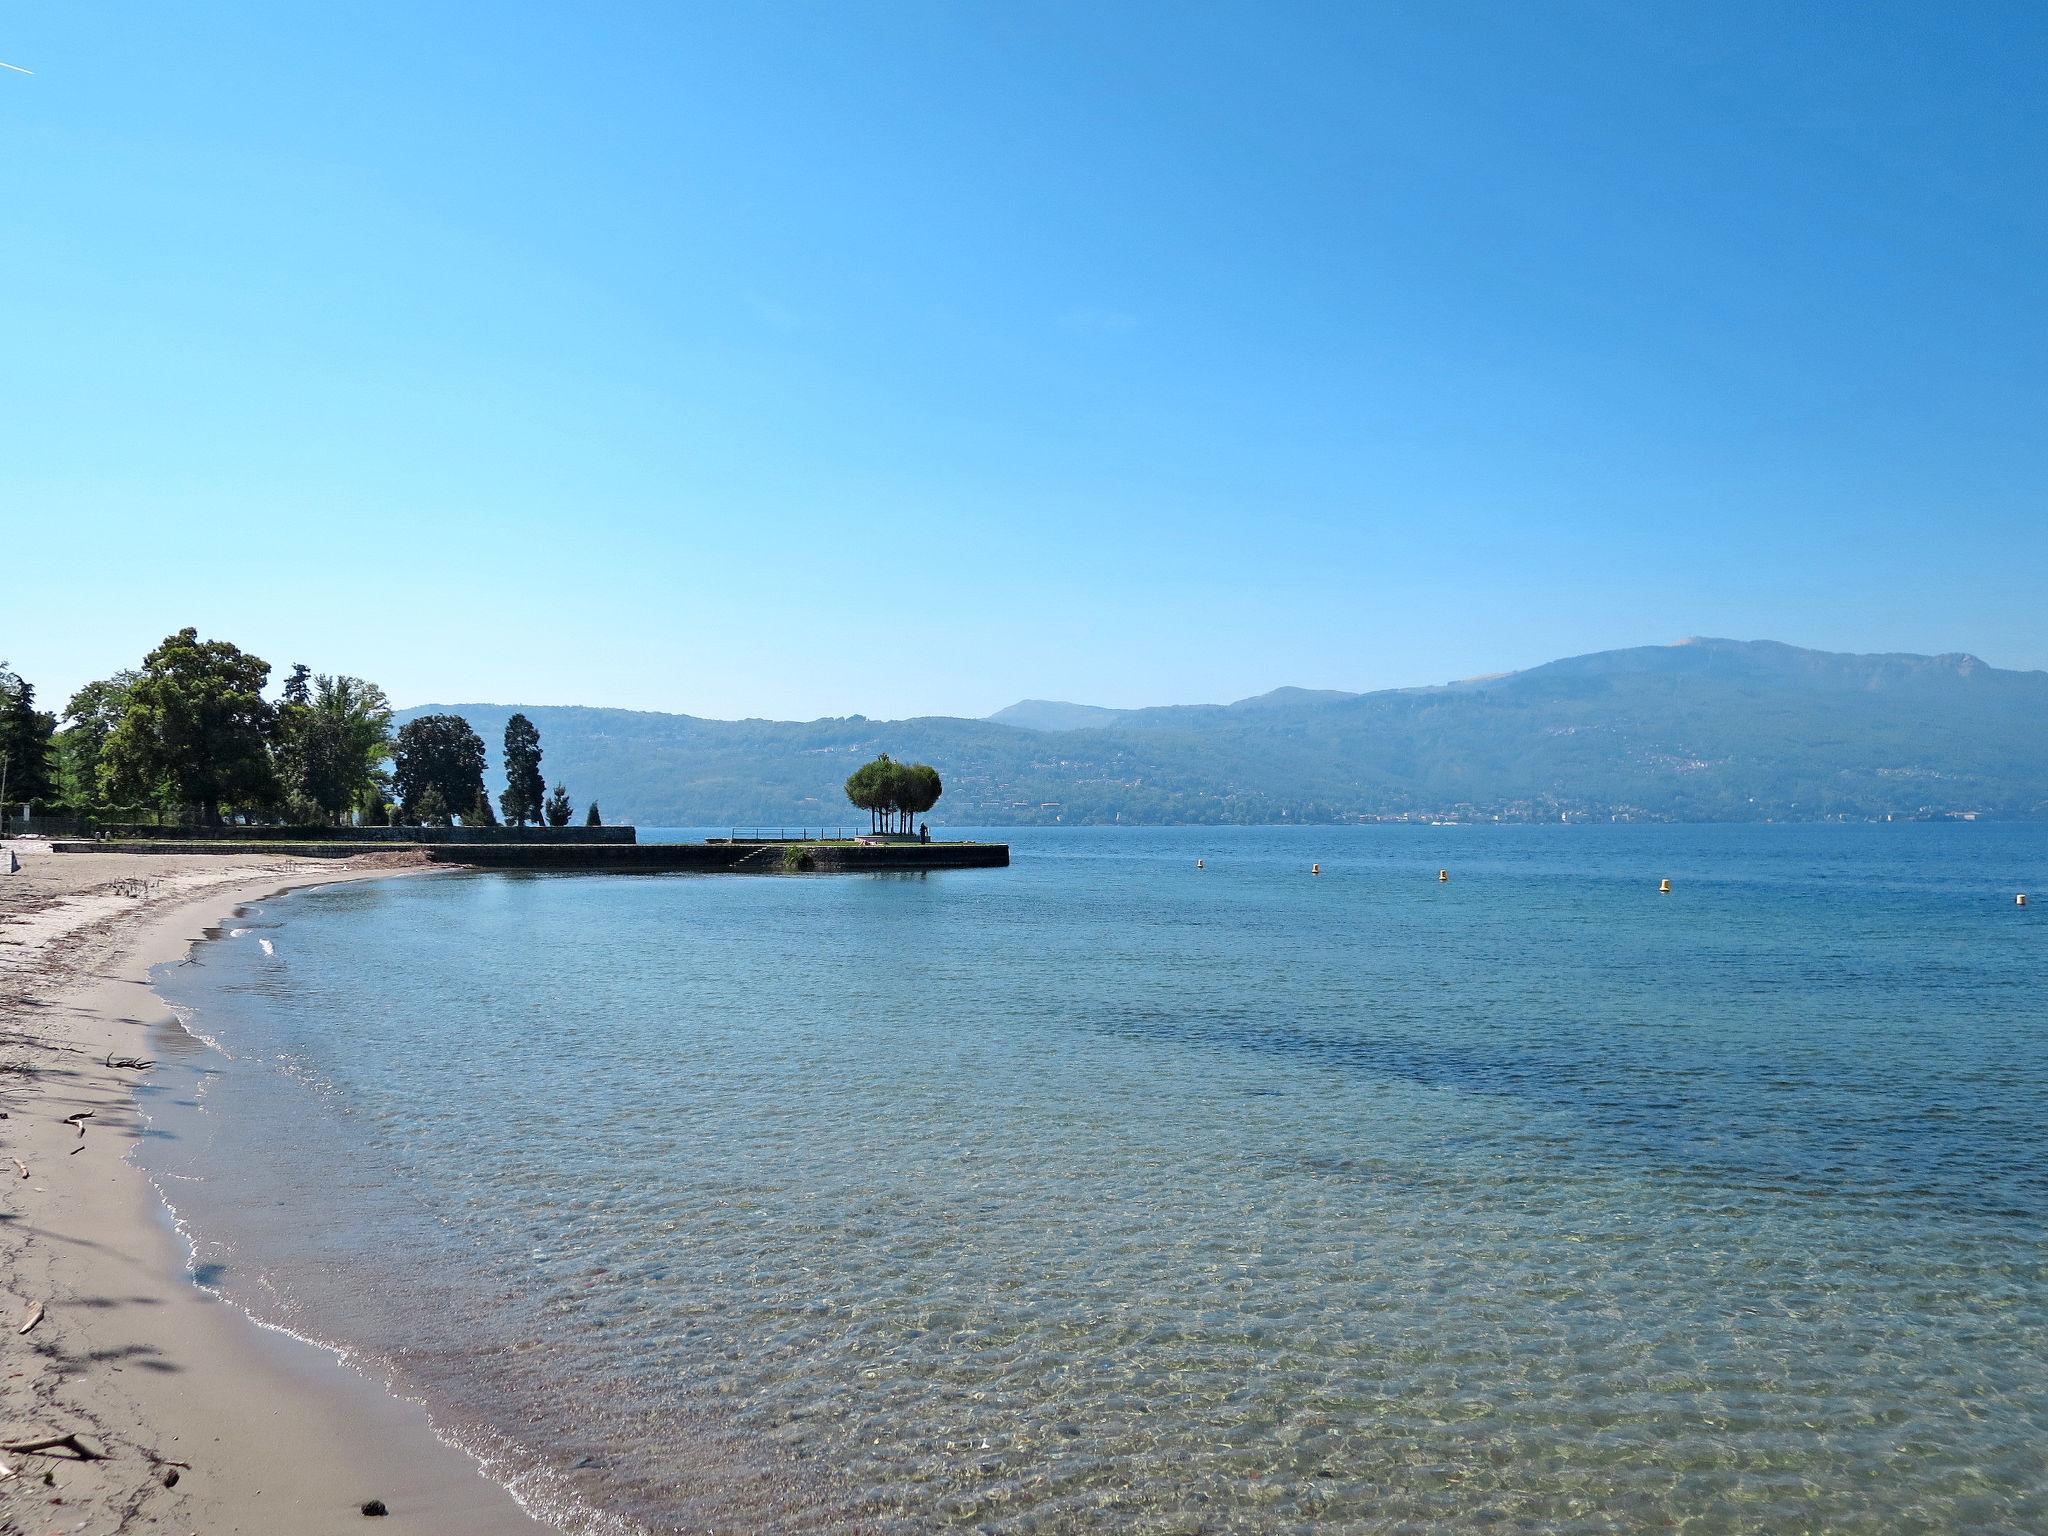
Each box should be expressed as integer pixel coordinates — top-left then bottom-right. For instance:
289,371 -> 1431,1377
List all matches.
1659,879 -> 1671,894
1438,869 -> 1448,882
1311,863 -> 1321,876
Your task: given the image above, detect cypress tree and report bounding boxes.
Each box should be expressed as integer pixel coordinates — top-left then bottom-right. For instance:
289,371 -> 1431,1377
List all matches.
500,714 -> 545,827
585,801 -> 602,826
544,783 -> 572,828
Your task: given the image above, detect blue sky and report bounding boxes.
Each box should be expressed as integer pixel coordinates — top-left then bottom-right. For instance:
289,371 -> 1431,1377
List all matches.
4,2 -> 2044,719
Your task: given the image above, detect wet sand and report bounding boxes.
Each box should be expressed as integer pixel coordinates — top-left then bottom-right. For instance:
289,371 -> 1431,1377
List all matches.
0,842 -> 545,1534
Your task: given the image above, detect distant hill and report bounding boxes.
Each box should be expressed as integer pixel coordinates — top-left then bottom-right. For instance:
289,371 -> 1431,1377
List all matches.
399,639 -> 2048,826
990,686 -> 1365,731
987,699 -> 1134,732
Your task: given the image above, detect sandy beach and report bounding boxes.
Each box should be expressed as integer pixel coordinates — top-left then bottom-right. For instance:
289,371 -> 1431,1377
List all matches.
0,841 -> 544,1535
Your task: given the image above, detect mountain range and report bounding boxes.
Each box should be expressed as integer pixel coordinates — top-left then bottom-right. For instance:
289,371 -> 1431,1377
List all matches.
397,639 -> 2048,826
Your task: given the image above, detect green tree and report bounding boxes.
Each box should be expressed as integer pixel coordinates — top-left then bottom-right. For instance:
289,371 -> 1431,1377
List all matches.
544,782 -> 573,827
499,714 -> 545,826
0,667 -> 58,809
468,787 -> 499,827
841,754 -> 942,834
880,758 -> 912,833
100,629 -> 278,824
272,663 -> 317,819
901,762 -> 943,830
844,754 -> 894,832
54,672 -> 140,811
416,784 -> 452,828
391,714 -> 487,824
287,675 -> 393,824
584,800 -> 603,827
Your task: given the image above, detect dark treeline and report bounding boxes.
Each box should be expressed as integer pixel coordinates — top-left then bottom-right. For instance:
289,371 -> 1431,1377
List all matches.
2,632 -> 596,830
383,711 -> 592,827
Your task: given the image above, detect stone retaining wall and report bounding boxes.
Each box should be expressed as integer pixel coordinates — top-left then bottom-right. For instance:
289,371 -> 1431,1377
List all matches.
91,824 -> 636,845
432,842 -> 1011,873
51,838 -> 1010,873
51,841 -> 388,859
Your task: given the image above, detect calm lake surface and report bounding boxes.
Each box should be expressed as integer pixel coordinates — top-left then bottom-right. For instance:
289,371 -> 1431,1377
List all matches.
143,825 -> 2047,1534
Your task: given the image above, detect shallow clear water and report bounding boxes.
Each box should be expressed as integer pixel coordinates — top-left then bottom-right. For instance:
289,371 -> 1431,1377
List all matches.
143,825 -> 2047,1534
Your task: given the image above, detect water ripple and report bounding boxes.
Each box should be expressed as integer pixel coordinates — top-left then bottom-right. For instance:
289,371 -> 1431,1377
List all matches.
142,825 -> 2048,1534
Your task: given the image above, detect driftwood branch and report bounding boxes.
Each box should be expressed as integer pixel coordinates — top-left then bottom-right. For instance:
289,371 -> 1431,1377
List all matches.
62,1111 -> 92,1137
16,1300 -> 43,1335
0,1432 -> 102,1460
105,1053 -> 154,1071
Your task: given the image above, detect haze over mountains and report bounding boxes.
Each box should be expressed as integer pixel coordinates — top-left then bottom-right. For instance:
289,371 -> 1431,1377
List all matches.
399,640 -> 2048,827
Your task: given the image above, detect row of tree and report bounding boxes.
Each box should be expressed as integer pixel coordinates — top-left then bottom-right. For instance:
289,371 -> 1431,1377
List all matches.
844,754 -> 943,834
390,712 -> 598,828
3,633 -> 600,830
3,630 -> 394,825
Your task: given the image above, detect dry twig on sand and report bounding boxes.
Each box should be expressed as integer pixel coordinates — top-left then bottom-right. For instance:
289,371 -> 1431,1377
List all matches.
0,1432 -> 102,1461
16,1300 -> 43,1335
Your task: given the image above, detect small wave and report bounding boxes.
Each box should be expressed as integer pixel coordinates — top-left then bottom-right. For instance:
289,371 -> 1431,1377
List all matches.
165,1002 -> 236,1061
143,1166 -> 647,1536
258,938 -> 275,956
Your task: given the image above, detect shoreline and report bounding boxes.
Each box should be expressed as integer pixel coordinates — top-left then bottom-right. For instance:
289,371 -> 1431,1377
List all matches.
0,844 -> 547,1534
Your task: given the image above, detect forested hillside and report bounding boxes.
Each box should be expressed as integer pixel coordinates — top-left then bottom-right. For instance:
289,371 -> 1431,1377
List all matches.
399,640 -> 2048,826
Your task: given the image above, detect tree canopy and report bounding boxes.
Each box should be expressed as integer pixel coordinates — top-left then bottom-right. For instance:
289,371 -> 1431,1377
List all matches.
500,713 -> 545,826
391,714 -> 487,825
844,754 -> 943,833
544,783 -> 573,827
54,672 -> 139,812
0,666 -> 57,808
278,673 -> 393,824
100,629 -> 279,824
544,782 -> 577,831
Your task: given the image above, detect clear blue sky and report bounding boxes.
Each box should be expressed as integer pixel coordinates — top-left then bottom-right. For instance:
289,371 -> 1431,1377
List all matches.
4,2 -> 2044,720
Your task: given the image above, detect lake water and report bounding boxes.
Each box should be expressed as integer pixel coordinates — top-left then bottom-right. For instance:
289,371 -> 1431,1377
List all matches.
142,825 -> 2047,1534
